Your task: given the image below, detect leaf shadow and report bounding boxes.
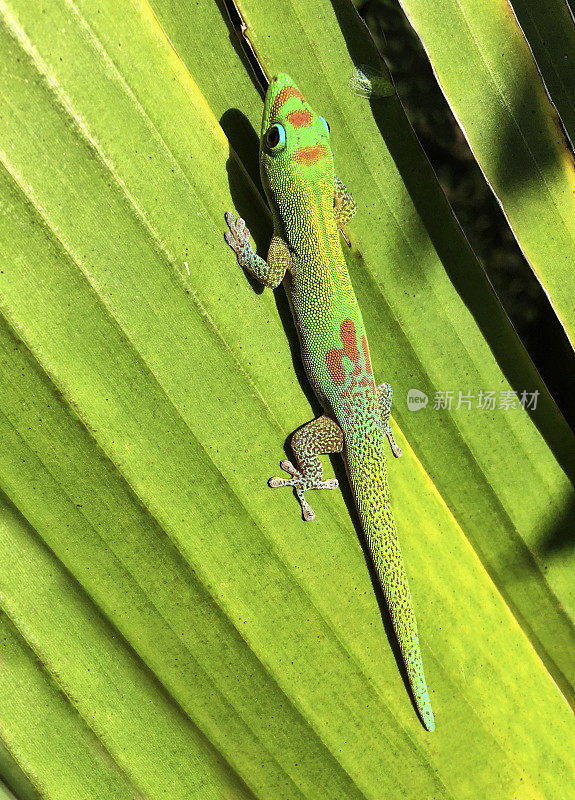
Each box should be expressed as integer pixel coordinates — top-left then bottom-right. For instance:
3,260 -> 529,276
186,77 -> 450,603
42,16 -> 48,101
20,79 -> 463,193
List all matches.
538,490 -> 575,558
491,73 -> 573,194
220,108 -> 263,197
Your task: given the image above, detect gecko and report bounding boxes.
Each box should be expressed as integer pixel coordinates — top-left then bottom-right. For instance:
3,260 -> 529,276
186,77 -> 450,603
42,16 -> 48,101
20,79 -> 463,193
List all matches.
224,73 -> 434,731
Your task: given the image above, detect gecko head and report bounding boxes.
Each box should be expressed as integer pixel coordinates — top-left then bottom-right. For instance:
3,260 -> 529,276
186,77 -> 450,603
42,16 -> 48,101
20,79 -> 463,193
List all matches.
260,74 -> 334,210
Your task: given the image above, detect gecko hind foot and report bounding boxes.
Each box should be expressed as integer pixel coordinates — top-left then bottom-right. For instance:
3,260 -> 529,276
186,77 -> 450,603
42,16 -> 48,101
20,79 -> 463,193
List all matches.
268,460 -> 338,521
385,428 -> 402,458
376,381 -> 402,458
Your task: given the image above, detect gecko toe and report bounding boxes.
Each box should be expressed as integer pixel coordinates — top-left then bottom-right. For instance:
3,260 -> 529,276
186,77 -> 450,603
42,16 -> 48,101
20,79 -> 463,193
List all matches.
224,231 -> 238,250
269,476 -> 291,488
279,460 -> 298,476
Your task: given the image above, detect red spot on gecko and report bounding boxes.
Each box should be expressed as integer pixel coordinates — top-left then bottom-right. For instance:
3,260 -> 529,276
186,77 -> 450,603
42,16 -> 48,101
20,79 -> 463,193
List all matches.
272,86 -> 305,115
341,319 -> 361,362
287,109 -> 313,128
294,144 -> 328,165
326,319 -> 361,385
361,335 -> 372,375
326,350 -> 345,385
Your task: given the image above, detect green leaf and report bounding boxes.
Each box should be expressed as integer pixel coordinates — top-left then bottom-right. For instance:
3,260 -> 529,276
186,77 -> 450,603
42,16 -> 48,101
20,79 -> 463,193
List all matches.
0,1 -> 573,799
0,778 -> 22,800
0,743 -> 39,800
509,0 -> 575,145
393,0 -> 575,344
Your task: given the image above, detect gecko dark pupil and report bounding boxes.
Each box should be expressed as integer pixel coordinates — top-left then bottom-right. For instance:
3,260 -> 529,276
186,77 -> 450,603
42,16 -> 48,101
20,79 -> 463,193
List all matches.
267,126 -> 280,148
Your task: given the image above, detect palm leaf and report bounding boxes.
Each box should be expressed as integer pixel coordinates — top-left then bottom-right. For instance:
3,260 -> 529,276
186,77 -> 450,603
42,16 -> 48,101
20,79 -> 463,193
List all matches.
0,1 -> 573,798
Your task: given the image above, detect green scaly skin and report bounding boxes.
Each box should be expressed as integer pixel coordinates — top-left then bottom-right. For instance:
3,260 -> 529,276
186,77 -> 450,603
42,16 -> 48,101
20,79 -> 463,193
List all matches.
225,74 -> 434,731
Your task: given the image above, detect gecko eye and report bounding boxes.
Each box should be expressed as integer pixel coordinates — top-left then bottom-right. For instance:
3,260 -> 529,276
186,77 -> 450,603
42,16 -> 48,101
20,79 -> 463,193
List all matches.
266,123 -> 286,150
319,116 -> 330,133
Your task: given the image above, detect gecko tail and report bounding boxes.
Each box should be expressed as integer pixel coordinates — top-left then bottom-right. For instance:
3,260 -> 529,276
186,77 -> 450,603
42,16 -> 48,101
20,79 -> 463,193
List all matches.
379,559 -> 435,731
346,439 -> 435,732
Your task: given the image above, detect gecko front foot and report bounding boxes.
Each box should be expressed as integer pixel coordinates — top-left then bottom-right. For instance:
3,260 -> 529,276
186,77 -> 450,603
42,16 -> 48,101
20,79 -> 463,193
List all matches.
268,460 -> 338,521
224,212 -> 252,264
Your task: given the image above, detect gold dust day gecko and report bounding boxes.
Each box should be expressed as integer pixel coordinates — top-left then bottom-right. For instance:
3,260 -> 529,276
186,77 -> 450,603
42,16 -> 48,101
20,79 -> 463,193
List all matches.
224,73 -> 434,731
